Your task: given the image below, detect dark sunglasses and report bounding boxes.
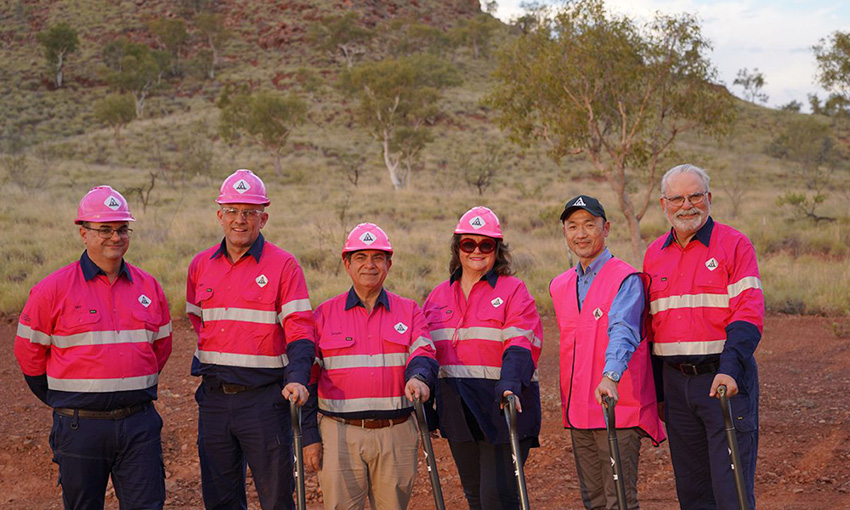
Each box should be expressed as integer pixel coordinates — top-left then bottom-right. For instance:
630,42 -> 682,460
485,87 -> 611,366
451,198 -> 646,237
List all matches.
459,238 -> 497,254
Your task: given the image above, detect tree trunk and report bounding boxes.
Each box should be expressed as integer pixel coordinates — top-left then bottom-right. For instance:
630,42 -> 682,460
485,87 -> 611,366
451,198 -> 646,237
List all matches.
55,51 -> 65,88
381,130 -> 403,189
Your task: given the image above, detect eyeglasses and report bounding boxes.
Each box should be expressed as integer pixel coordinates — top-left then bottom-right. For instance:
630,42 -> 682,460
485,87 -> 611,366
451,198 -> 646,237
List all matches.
662,192 -> 708,207
221,207 -> 264,220
83,226 -> 133,239
459,238 -> 497,254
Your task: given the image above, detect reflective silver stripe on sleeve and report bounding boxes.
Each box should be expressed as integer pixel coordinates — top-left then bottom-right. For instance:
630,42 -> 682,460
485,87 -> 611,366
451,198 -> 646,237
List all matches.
409,336 -> 435,354
431,327 -> 504,342
321,353 -> 408,371
502,327 -> 542,348
650,293 -> 729,314
186,302 -> 203,317
195,349 -> 289,368
278,299 -> 312,323
652,339 -> 726,356
16,323 -> 51,345
319,396 -> 412,413
47,373 -> 159,392
202,307 -> 278,324
51,329 -> 158,348
727,276 -> 763,299
155,322 -> 172,340
438,364 -> 539,382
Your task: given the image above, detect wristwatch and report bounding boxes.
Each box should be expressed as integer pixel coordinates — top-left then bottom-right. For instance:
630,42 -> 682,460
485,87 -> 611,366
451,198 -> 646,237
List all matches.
602,371 -> 621,382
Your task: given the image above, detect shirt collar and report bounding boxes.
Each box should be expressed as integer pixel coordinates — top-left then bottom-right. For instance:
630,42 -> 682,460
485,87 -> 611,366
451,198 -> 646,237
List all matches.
450,267 -> 499,288
576,247 -> 611,277
80,251 -> 132,283
662,216 -> 714,249
211,233 -> 265,262
345,286 -> 391,311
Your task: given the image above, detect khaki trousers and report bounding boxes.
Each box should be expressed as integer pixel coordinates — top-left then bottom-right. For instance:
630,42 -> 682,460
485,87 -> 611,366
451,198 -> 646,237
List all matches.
318,416 -> 418,510
570,428 -> 643,510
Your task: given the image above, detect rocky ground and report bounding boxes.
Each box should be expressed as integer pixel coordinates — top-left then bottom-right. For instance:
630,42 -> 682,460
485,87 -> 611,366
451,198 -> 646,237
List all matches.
2,314 -> 849,509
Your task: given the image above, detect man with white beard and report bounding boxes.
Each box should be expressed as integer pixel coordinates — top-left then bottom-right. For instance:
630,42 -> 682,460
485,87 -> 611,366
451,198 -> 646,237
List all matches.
643,164 -> 764,510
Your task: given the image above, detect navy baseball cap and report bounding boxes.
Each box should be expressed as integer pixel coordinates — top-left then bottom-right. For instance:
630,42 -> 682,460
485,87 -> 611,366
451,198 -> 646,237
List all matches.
560,195 -> 607,222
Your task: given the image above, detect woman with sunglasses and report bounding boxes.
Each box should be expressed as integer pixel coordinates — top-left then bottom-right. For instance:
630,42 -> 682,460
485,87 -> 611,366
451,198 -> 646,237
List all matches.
423,206 -> 543,510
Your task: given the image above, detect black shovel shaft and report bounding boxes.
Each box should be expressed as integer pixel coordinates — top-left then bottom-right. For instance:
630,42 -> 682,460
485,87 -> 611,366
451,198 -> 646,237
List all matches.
504,395 -> 530,510
603,397 -> 628,510
289,397 -> 306,510
414,398 -> 446,510
717,385 -> 748,510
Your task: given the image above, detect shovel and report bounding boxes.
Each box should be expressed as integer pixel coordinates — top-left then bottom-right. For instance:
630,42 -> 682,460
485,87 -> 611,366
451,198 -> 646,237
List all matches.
717,385 -> 748,510
603,396 -> 628,510
503,394 -> 530,510
289,395 -> 306,510
414,397 -> 446,510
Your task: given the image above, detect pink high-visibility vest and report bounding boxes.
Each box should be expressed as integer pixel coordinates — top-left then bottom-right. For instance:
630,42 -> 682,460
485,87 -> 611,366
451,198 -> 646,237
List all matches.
551,257 -> 665,445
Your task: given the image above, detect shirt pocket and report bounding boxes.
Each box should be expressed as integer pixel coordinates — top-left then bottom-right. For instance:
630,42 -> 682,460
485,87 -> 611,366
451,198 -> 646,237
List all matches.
647,273 -> 670,298
476,297 -> 507,326
318,333 -> 355,354
695,262 -> 727,291
60,304 -> 102,332
382,320 -> 412,354
424,304 -> 454,329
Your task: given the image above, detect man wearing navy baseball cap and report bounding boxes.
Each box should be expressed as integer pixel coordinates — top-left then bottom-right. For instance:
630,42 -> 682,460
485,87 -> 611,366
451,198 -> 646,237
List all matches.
550,195 -> 665,510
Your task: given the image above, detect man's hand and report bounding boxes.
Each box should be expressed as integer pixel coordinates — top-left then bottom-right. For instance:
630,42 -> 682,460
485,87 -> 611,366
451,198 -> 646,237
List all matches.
709,373 -> 738,398
405,377 -> 430,403
500,390 -> 522,413
303,442 -> 323,472
595,376 -> 619,406
282,382 -> 309,406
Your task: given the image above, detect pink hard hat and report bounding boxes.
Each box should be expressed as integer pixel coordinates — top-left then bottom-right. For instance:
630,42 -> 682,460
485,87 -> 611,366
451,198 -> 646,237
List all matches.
75,186 -> 135,224
454,206 -> 502,239
216,169 -> 270,206
342,223 -> 393,255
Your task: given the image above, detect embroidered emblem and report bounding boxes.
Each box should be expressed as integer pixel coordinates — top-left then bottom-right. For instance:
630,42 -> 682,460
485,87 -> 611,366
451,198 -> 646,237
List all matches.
705,258 -> 719,271
104,196 -> 121,210
394,322 -> 409,334
593,307 -> 604,320
233,179 -> 250,193
469,216 -> 486,229
255,275 -> 268,287
138,295 -> 151,308
360,231 -> 376,244
573,196 -> 587,207
491,297 -> 504,308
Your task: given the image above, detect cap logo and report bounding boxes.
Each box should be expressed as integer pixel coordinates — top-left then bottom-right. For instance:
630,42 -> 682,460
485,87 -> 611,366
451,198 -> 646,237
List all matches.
394,322 -> 409,334
491,297 -> 503,308
255,274 -> 268,287
138,294 -> 151,308
593,307 -> 603,320
360,231 -> 376,245
104,196 -> 122,210
573,197 -> 587,207
705,258 -> 718,271
469,216 -> 486,229
233,179 -> 251,194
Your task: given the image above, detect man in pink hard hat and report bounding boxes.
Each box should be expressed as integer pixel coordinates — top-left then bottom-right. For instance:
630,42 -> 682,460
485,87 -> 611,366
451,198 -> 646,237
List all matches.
15,186 -> 172,509
186,169 -> 317,509
303,223 -> 437,510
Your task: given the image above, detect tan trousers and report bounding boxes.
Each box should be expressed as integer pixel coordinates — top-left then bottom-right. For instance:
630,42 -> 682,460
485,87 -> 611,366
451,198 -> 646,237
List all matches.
570,428 -> 643,510
318,416 -> 419,510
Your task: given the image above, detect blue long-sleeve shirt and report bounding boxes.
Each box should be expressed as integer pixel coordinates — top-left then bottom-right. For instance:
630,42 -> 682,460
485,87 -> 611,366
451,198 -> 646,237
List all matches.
575,248 -> 644,378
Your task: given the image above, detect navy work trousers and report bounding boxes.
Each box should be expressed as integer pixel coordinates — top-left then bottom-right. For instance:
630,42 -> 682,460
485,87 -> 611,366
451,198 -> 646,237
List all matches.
49,404 -> 165,510
196,382 -> 294,510
449,438 -> 533,510
663,363 -> 759,510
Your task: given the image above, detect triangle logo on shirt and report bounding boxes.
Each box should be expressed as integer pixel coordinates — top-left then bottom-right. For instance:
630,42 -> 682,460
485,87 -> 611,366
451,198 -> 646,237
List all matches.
394,322 -> 409,334
491,297 -> 503,308
705,258 -> 718,271
256,274 -> 268,287
593,307 -> 603,320
138,294 -> 152,308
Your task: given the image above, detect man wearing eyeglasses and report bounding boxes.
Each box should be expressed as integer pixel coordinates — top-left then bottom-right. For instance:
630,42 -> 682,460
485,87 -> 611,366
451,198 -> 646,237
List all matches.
186,169 -> 317,509
644,164 -> 764,510
15,185 -> 172,509
550,195 -> 665,510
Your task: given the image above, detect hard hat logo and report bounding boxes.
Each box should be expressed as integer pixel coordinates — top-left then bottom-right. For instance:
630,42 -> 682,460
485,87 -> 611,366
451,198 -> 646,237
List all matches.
360,232 -> 376,245
469,216 -> 486,229
104,196 -> 122,210
233,179 -> 251,193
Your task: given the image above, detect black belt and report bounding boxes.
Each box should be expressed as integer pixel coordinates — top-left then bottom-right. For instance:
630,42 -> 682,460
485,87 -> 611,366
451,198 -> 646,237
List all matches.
210,383 -> 253,394
324,414 -> 410,429
667,361 -> 720,376
54,403 -> 148,420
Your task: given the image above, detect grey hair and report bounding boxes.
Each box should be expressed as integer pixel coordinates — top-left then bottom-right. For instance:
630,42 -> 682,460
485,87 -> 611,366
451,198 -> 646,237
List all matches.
660,164 -> 711,195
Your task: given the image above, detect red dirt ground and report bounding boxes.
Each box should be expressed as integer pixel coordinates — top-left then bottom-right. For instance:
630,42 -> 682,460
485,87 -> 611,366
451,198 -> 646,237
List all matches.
2,314 -> 849,509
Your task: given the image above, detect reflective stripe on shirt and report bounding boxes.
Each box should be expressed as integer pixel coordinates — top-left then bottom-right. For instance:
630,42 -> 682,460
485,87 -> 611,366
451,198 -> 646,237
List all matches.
278,298 -> 312,323
319,395 -> 411,413
431,326 -> 539,346
321,352 -> 408,371
439,364 -> 540,382
16,323 -> 51,345
195,349 -> 289,368
186,302 -> 202,317
202,307 -> 278,324
652,339 -> 726,356
409,335 -> 435,354
728,276 -> 762,298
47,373 -> 159,392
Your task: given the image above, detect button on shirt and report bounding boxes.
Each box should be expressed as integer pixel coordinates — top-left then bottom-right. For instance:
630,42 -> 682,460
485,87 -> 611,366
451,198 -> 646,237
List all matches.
576,248 -> 644,377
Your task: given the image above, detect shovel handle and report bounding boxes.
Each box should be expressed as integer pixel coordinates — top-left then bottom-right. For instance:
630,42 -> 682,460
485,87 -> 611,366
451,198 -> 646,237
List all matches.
602,397 -> 628,510
503,395 -> 530,510
717,385 -> 748,510
414,397 -> 446,510
289,396 -> 306,510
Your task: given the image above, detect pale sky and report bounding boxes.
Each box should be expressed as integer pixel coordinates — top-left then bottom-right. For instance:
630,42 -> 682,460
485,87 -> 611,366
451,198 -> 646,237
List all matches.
493,0 -> 850,111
